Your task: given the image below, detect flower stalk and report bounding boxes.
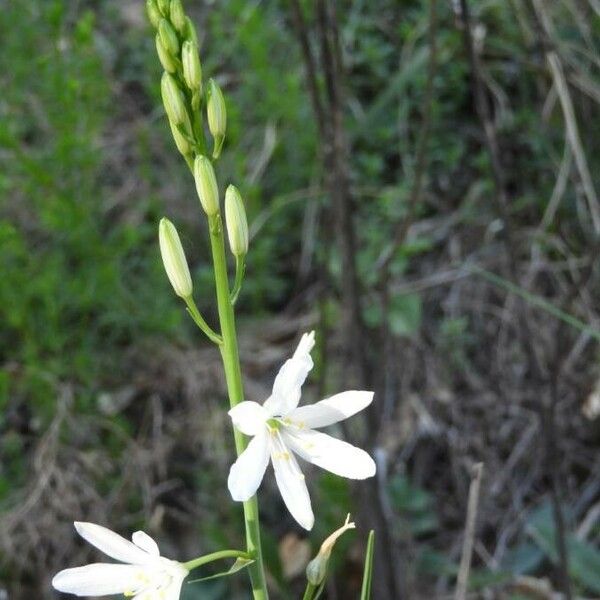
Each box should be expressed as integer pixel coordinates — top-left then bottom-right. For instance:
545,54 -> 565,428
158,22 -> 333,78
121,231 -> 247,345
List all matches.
207,211 -> 269,599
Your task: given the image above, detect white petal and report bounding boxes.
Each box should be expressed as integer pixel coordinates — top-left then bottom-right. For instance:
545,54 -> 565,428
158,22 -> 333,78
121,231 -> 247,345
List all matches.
162,572 -> 186,600
228,401 -> 269,436
288,391 -> 374,429
52,563 -> 146,596
132,531 -> 160,556
283,429 -> 376,479
264,332 -> 315,416
74,522 -> 153,565
271,432 -> 314,530
228,431 -> 270,501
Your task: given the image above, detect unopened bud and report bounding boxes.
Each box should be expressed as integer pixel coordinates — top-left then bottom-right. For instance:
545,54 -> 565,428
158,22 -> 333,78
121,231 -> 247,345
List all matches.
158,19 -> 179,57
207,79 -> 226,158
184,16 -> 198,45
169,120 -> 192,157
194,156 -> 219,216
170,0 -> 186,34
157,0 -> 170,16
161,72 -> 188,126
159,218 -> 193,299
306,515 -> 355,586
146,0 -> 161,28
225,186 -> 249,257
182,40 -> 202,94
156,34 -> 178,73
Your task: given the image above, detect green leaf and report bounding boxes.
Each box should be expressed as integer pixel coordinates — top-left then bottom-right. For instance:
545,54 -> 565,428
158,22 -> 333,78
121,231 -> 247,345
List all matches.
188,558 -> 254,583
360,531 -> 375,600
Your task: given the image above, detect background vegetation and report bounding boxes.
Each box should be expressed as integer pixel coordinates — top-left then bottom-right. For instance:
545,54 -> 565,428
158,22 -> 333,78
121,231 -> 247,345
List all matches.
1,0 -> 599,598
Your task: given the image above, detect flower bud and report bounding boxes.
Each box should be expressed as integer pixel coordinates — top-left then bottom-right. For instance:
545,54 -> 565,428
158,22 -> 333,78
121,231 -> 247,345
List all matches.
207,79 -> 226,158
306,515 -> 355,586
157,0 -> 170,16
194,156 -> 219,216
169,0 -> 186,34
158,18 -> 179,57
169,119 -> 192,157
225,185 -> 249,257
159,218 -> 193,299
184,16 -> 198,45
146,0 -> 162,28
155,34 -> 178,73
182,40 -> 202,93
161,72 -> 188,126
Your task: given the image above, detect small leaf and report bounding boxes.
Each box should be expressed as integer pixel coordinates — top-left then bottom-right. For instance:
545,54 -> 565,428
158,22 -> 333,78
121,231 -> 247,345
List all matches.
188,558 -> 254,583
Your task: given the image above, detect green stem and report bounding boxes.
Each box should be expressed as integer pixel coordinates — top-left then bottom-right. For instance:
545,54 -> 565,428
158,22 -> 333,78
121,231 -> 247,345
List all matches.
302,582 -> 318,600
183,549 -> 251,572
207,212 -> 269,600
230,255 -> 245,305
185,297 -> 222,344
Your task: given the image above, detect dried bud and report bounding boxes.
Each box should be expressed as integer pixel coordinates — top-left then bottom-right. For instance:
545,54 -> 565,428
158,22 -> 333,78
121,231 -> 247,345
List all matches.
159,218 -> 193,299
161,72 -> 188,126
146,0 -> 162,28
182,40 -> 202,94
306,515 -> 355,586
158,18 -> 179,57
169,0 -> 186,34
207,78 -> 226,158
155,34 -> 178,73
194,156 -> 219,216
225,185 -> 249,257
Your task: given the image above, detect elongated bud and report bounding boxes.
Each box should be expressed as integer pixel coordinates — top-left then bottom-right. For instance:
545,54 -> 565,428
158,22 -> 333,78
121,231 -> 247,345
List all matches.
146,0 -> 161,28
169,119 -> 192,157
157,0 -> 170,16
156,34 -> 178,73
306,515 -> 355,586
159,218 -> 193,299
194,156 -> 219,216
184,16 -> 198,45
170,0 -> 186,34
207,79 -> 226,158
225,186 -> 249,257
158,19 -> 179,57
161,72 -> 188,126
182,40 -> 202,94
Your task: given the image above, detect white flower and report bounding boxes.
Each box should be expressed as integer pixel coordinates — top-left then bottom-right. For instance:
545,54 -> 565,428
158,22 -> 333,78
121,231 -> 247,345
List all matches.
52,522 -> 188,599
227,331 -> 376,530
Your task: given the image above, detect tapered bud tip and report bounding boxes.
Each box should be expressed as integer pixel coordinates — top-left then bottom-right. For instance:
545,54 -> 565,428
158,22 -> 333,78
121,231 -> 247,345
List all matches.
159,218 -> 193,299
161,72 -> 188,126
306,515 -> 355,586
146,0 -> 162,28
193,156 -> 220,216
225,185 -> 249,257
182,40 -> 202,93
158,18 -> 179,57
207,79 -> 226,157
157,0 -> 171,17
170,0 -> 186,34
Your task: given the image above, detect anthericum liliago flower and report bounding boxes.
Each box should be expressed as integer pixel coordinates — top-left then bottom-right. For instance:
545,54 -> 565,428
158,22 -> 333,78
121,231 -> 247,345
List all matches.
227,331 -> 376,530
52,522 -> 188,599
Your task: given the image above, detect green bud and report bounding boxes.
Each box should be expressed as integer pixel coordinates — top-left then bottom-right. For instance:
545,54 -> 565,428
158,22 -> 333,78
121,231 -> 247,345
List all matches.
161,72 -> 188,126
207,79 -> 226,158
158,18 -> 179,57
157,0 -> 170,16
225,185 -> 249,257
194,156 -> 219,216
159,218 -> 193,299
146,0 -> 161,28
155,34 -> 178,73
184,16 -> 198,45
306,516 -> 355,586
182,40 -> 202,94
170,0 -> 186,34
169,119 -> 192,157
